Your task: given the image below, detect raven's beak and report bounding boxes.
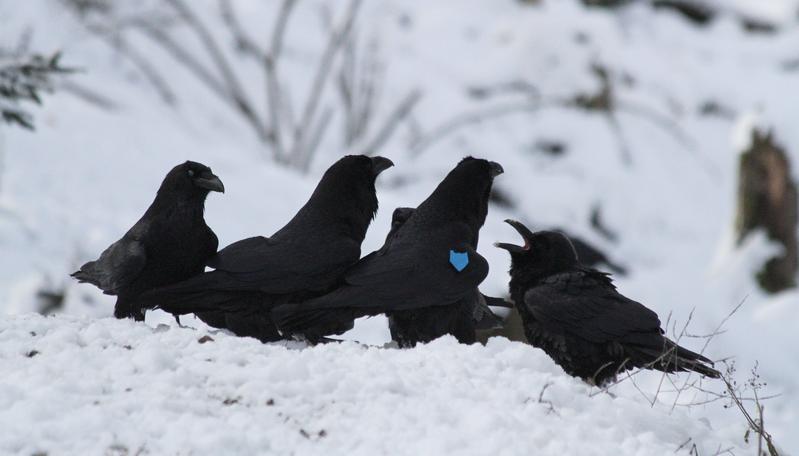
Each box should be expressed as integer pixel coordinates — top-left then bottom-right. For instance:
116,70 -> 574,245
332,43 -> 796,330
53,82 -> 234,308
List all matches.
489,161 -> 504,177
371,156 -> 394,176
194,171 -> 225,193
494,219 -> 533,253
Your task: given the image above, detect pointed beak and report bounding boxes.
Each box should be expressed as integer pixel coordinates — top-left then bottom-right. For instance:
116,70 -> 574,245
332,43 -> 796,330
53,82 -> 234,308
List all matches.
489,161 -> 504,178
371,156 -> 394,176
494,219 -> 533,253
194,171 -> 225,193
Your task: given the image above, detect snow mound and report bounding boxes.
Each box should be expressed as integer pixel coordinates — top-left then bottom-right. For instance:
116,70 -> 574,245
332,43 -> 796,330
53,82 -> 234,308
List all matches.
0,314 -> 745,455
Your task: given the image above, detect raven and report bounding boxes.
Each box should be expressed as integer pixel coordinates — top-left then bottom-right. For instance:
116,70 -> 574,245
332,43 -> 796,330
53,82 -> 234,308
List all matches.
382,207 -> 510,347
496,220 -> 720,385
273,157 -> 504,341
71,161 -> 224,321
136,155 -> 393,342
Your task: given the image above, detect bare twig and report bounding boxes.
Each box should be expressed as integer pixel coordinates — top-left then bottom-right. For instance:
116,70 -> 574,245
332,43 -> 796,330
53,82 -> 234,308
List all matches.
289,0 -> 362,164
84,22 -> 176,104
263,0 -> 298,161
357,89 -> 422,156
411,100 -> 552,155
299,106 -> 334,171
719,363 -> 780,456
166,0 -> 248,109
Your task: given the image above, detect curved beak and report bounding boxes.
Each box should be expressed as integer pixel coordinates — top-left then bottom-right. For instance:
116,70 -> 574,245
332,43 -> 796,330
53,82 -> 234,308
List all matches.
494,219 -> 534,253
489,161 -> 504,178
194,171 -> 225,193
371,156 -> 394,176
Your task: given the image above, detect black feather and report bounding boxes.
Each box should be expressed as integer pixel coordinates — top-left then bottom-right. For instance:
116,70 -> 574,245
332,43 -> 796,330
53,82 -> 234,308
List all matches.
71,161 -> 222,320
136,155 -> 391,342
273,157 -> 503,342
497,223 -> 720,385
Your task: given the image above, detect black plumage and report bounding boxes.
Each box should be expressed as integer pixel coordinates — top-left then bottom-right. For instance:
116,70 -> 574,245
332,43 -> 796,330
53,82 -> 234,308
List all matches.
273,157 -> 504,342
496,220 -> 720,385
136,155 -> 393,342
382,207 -> 510,347
71,161 -> 224,320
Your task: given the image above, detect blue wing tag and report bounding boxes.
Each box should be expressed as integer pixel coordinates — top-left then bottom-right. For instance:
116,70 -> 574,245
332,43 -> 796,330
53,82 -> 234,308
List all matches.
449,250 -> 469,272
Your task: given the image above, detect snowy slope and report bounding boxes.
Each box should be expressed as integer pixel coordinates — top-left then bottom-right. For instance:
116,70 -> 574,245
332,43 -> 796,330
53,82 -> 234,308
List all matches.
1,0 -> 798,453
0,314 -> 745,456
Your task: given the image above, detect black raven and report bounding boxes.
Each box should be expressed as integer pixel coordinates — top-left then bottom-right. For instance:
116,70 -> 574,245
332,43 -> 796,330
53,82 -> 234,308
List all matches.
136,155 -> 393,342
496,220 -> 720,385
382,207 -> 510,347
273,157 -> 504,341
71,161 -> 224,320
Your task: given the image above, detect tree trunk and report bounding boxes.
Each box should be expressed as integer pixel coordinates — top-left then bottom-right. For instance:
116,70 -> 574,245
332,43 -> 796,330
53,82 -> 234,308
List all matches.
735,128 -> 798,293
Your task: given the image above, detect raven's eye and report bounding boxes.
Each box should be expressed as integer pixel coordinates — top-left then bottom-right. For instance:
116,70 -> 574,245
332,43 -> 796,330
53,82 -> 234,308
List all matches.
187,169 -> 195,177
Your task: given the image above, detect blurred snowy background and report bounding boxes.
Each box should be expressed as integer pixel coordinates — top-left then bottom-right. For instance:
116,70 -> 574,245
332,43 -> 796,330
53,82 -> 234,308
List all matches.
1,0 -> 797,454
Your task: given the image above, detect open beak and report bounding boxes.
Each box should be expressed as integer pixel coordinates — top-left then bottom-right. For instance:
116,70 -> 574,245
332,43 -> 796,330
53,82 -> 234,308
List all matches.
371,156 -> 394,176
194,171 -> 225,193
494,219 -> 534,253
489,161 -> 504,178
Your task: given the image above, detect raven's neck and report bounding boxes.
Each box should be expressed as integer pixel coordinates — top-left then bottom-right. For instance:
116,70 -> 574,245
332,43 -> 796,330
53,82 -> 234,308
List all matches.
146,193 -> 207,224
414,184 -> 488,242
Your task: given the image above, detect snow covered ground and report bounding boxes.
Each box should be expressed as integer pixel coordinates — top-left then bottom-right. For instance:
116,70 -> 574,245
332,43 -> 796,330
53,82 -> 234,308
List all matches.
1,0 -> 798,454
0,314 -> 748,455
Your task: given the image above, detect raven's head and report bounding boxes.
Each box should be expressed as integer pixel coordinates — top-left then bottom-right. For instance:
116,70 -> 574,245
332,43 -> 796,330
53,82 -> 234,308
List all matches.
382,207 -> 415,244
161,161 -> 225,200
495,220 -> 579,283
305,155 -> 393,242
391,207 -> 415,230
418,156 -> 503,237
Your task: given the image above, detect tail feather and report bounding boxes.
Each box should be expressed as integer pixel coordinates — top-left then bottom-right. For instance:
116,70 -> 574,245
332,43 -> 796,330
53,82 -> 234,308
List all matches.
629,340 -> 720,379
70,266 -> 100,287
272,302 -> 368,337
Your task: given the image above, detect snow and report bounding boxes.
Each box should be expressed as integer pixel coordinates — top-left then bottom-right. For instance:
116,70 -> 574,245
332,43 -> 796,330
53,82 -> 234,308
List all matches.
0,314 -> 742,455
1,0 -> 798,454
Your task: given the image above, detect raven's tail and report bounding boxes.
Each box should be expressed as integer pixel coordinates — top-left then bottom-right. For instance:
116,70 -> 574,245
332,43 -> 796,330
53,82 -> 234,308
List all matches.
272,299 -> 370,339
70,263 -> 102,288
668,341 -> 721,378
631,339 -> 720,379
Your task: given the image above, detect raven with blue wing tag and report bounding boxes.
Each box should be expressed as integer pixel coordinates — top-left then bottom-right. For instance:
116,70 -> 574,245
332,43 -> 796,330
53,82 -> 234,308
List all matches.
273,157 -> 504,344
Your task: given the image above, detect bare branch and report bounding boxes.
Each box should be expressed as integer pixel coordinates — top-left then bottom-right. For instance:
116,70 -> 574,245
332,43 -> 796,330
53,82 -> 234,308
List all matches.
411,100 -> 547,155
165,0 -> 249,108
298,106 -> 334,172
219,0 -> 267,60
133,16 -> 270,143
357,89 -> 422,156
290,0 -> 362,162
83,22 -> 176,105
264,0 -> 298,161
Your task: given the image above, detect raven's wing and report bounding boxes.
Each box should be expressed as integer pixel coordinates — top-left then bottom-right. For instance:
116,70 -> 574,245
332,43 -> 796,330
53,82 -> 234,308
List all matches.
273,227 -> 489,333
341,241 -> 487,310
522,270 -> 663,347
141,235 -> 361,304
205,236 -> 277,272
71,237 -> 147,295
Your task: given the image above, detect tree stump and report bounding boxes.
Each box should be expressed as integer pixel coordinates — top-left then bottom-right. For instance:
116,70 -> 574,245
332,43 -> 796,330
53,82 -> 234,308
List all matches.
735,128 -> 798,293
